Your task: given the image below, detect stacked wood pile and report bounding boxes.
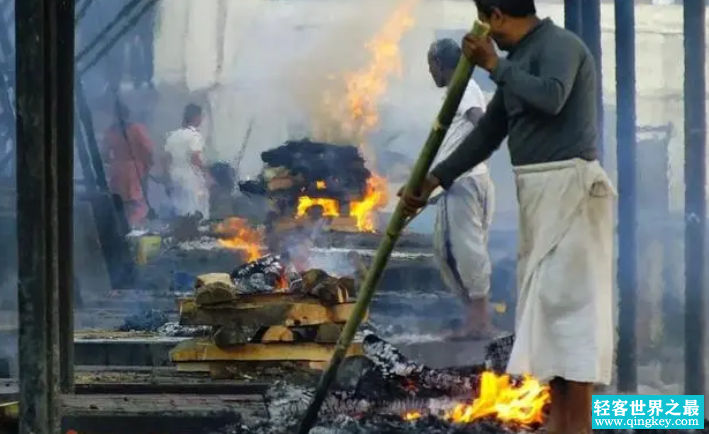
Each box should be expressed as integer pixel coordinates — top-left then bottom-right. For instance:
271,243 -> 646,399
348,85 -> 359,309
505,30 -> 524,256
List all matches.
238,139 -> 372,232
170,254 -> 365,378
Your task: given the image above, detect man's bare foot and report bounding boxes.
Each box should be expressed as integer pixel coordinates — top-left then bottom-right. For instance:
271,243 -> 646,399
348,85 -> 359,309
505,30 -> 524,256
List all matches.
445,297 -> 502,340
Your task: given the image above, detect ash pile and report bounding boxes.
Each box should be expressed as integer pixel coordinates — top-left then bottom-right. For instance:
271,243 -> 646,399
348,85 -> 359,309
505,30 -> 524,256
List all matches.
238,139 -> 375,232
235,333 -> 708,434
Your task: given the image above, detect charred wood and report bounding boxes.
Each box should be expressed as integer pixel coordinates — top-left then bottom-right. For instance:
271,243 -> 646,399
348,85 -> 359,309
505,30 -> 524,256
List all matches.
212,324 -> 263,348
315,323 -> 343,344
360,333 -> 484,398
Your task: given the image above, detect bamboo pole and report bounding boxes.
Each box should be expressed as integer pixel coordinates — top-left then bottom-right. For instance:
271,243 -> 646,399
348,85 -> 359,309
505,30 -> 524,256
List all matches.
296,20 -> 490,434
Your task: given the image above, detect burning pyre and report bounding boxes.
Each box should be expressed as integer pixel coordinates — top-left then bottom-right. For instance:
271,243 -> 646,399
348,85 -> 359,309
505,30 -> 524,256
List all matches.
239,140 -> 388,233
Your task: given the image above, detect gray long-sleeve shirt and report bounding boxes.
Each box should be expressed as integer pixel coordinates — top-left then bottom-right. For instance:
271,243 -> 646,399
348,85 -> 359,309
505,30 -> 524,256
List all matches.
431,18 -> 598,189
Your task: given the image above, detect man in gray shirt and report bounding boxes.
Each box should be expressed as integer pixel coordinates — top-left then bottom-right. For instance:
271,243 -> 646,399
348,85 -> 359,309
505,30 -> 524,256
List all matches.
400,1 -> 616,433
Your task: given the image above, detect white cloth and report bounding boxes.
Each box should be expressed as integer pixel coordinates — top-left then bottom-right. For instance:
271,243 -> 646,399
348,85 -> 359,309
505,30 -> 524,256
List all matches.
433,172 -> 495,302
164,126 -> 210,219
506,158 -> 616,384
432,80 -> 489,179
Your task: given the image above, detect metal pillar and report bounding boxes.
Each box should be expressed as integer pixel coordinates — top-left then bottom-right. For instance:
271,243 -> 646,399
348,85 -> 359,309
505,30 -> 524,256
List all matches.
683,0 -> 706,397
57,0 -> 76,393
563,0 -> 582,36
581,0 -> 604,162
614,0 -> 637,392
15,0 -> 61,431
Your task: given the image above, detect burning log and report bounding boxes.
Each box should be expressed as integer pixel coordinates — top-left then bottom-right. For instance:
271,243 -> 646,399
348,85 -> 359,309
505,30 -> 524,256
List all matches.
229,254 -> 299,294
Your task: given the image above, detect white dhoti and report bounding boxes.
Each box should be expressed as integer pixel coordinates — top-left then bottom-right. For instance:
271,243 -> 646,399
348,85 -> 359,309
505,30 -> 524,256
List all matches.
506,158 -> 616,385
170,170 -> 210,221
432,173 -> 495,303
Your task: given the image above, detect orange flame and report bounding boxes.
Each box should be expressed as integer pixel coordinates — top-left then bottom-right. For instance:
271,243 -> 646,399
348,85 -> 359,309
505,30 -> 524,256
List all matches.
400,372 -> 549,427
343,0 -> 416,159
350,174 -> 389,231
316,180 -> 327,190
403,411 -> 421,421
296,197 -> 340,217
446,372 -> 549,426
295,1 -> 416,231
342,1 -> 416,223
214,217 -> 264,262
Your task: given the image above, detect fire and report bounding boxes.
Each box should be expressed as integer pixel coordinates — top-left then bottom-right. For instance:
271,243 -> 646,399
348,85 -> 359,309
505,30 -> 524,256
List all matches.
403,411 -> 421,421
295,174 -> 388,231
446,372 -> 549,426
343,0 -> 416,157
214,217 -> 264,262
296,0 -> 417,231
401,372 -> 549,427
296,197 -> 340,217
350,174 -> 389,232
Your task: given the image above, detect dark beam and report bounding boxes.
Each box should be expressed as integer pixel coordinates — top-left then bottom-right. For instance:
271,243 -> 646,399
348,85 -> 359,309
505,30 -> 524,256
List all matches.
563,0 -> 582,36
57,0 -> 76,394
581,0 -> 604,163
15,0 -> 61,432
683,0 -> 706,397
614,0 -> 637,393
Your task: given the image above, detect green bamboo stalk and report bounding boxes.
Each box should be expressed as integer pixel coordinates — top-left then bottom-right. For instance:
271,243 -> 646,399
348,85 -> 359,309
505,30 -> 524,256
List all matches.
296,20 -> 491,434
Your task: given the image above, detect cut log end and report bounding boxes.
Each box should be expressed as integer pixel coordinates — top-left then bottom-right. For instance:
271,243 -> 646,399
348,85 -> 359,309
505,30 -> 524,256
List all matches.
261,325 -> 297,343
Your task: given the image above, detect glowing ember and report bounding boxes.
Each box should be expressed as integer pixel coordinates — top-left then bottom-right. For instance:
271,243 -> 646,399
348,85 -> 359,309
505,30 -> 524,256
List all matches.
403,411 -> 422,421
350,174 -> 389,232
316,180 -> 326,189
214,217 -> 264,262
296,197 -> 340,217
445,372 -> 550,426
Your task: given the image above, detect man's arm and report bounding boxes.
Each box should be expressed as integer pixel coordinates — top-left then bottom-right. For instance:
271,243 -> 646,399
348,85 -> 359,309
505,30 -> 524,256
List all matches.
489,38 -> 584,116
464,107 -> 484,126
431,91 -> 507,189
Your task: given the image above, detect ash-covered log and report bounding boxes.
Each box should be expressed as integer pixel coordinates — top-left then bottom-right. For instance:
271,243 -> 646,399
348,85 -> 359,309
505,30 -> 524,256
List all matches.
360,333 -> 484,399
230,254 -> 299,294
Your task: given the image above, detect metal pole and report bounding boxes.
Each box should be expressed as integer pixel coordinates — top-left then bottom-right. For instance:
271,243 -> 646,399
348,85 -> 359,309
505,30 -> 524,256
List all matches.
614,0 -> 637,393
581,0 -> 604,163
15,0 -> 61,431
683,0 -> 706,397
57,0 -> 76,393
564,0 -> 582,36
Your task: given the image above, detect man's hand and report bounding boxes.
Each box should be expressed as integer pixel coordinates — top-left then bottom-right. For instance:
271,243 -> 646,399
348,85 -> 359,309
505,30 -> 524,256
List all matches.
397,174 -> 441,217
462,33 -> 499,72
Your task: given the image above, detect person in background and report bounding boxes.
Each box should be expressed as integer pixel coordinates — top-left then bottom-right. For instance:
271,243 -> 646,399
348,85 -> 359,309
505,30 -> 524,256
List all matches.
164,103 -> 211,220
102,103 -> 154,228
400,0 -> 615,432
427,38 -> 498,340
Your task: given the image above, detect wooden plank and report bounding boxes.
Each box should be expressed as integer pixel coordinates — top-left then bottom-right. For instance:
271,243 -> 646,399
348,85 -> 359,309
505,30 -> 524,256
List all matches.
61,394 -> 268,420
179,299 -> 359,327
170,339 -> 363,363
0,380 -> 269,395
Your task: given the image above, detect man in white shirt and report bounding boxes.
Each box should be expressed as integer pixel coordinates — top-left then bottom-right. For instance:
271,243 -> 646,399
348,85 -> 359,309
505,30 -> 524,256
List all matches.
163,103 -> 211,220
427,38 -> 497,339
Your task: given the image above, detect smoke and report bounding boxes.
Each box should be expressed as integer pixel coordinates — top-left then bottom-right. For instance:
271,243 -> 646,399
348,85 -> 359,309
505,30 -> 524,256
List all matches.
280,0 -> 406,145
